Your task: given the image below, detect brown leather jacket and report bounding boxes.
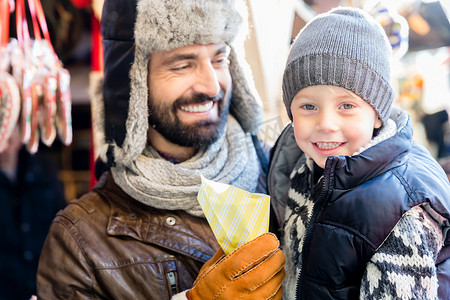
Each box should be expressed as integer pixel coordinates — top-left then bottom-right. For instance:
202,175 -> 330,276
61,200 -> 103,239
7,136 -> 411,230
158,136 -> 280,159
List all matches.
36,172 -> 220,299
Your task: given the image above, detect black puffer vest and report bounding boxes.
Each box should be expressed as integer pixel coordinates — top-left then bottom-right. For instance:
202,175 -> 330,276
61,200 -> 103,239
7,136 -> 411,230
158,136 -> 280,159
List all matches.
268,109 -> 450,299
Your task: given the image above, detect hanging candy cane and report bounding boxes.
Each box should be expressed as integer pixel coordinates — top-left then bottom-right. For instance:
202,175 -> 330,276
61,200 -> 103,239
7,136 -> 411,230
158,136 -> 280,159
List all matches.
10,0 -> 73,152
56,68 -> 72,146
32,0 -> 72,147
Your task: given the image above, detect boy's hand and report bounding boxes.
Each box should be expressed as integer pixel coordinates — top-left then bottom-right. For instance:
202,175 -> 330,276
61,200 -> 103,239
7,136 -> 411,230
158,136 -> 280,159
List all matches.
186,233 -> 285,300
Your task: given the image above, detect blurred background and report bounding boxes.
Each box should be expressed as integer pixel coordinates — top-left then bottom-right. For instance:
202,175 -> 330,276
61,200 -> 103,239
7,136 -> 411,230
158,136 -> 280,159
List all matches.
1,1 -> 448,298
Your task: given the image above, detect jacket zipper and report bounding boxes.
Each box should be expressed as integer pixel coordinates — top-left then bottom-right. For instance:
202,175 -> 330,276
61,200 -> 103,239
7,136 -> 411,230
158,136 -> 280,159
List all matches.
167,271 -> 177,296
295,158 -> 336,300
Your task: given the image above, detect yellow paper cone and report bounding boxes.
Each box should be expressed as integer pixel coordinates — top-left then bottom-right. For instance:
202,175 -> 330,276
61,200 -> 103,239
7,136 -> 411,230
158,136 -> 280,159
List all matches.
197,176 -> 270,255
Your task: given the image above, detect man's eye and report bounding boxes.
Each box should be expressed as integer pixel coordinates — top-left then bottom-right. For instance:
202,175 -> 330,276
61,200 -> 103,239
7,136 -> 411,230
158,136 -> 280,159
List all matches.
302,104 -> 316,110
171,64 -> 190,71
213,56 -> 230,66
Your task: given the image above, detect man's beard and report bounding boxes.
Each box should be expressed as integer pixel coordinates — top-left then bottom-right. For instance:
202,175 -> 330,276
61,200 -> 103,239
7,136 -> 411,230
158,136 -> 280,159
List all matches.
148,89 -> 231,149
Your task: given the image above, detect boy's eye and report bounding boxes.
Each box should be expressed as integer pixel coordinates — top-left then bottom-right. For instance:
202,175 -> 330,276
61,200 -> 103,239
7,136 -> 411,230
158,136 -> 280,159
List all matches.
302,104 -> 316,110
341,103 -> 354,109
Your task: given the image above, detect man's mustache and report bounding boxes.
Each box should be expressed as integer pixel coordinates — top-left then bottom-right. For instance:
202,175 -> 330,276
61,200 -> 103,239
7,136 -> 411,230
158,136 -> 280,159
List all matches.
174,90 -> 225,107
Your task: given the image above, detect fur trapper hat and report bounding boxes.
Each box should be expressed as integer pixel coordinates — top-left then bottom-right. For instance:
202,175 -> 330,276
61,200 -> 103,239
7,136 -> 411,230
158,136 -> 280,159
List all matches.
99,0 -> 264,166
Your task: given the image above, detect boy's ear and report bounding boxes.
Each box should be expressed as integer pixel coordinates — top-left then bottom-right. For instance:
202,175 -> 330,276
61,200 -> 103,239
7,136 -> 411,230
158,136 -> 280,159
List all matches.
374,117 -> 383,129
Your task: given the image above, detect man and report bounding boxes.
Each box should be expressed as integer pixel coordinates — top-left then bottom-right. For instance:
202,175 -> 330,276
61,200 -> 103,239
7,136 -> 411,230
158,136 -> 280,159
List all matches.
36,0 -> 285,299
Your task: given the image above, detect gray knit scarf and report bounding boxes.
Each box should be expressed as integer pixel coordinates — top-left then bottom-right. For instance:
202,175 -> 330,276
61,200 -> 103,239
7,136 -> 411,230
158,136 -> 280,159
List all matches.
111,116 -> 260,217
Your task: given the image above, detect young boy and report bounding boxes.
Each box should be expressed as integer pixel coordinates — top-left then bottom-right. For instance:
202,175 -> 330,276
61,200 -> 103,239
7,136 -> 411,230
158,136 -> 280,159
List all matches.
268,7 -> 450,299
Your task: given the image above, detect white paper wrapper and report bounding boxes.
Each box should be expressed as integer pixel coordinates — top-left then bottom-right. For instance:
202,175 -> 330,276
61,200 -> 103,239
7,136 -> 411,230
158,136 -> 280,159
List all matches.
197,176 -> 270,255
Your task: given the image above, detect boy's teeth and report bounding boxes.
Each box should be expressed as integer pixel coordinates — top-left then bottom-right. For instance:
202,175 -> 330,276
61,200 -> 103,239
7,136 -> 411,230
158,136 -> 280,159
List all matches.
316,142 -> 342,150
180,101 -> 213,113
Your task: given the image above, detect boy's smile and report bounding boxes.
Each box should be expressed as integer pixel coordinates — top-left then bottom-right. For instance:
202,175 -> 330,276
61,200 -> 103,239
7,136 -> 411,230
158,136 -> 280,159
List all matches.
290,85 -> 382,168
312,141 -> 346,156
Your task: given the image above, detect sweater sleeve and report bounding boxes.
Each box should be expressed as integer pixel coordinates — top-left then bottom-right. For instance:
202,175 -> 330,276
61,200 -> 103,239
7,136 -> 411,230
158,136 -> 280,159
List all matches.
360,206 -> 444,299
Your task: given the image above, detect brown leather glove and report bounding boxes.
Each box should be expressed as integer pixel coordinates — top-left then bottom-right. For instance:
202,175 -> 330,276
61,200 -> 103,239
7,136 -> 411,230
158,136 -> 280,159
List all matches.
186,232 -> 286,300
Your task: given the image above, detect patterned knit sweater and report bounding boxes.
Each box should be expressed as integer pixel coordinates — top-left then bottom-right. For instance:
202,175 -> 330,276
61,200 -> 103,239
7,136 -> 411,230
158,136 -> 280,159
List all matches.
282,157 -> 444,300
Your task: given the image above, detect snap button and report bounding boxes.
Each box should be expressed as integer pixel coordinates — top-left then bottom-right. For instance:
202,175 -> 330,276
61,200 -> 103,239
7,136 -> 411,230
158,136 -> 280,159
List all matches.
166,216 -> 176,226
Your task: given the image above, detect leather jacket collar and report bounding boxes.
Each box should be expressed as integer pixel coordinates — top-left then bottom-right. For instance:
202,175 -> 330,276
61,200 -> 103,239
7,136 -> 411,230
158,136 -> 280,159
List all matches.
93,172 -> 219,263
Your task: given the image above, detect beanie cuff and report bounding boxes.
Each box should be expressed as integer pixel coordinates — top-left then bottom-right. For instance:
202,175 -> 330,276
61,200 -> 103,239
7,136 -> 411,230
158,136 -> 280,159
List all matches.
282,54 -> 393,124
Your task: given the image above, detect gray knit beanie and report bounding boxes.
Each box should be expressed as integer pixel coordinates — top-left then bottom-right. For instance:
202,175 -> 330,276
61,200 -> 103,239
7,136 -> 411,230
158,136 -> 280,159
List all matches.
101,0 -> 263,167
282,7 -> 394,125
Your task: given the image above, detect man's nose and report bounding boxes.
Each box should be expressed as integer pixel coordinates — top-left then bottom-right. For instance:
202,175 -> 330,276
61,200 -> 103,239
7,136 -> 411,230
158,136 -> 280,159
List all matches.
192,62 -> 220,98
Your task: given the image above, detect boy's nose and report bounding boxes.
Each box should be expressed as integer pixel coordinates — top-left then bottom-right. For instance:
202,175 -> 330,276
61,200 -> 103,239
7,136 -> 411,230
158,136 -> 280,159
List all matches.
316,111 -> 339,132
192,62 -> 220,98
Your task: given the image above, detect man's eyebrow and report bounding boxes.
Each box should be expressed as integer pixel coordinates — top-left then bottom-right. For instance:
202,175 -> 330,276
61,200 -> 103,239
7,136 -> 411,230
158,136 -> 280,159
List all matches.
162,46 -> 230,66
216,46 -> 229,56
162,54 -> 197,66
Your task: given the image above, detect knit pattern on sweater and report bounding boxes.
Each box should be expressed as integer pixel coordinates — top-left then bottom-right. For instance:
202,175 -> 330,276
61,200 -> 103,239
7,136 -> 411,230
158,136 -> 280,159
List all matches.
360,206 -> 443,299
282,156 -> 315,300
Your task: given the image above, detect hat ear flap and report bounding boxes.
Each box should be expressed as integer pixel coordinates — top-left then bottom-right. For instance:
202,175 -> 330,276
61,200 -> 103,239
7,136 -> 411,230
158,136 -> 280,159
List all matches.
107,47 -> 150,167
89,71 -> 106,161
